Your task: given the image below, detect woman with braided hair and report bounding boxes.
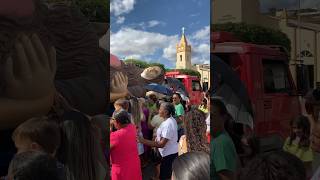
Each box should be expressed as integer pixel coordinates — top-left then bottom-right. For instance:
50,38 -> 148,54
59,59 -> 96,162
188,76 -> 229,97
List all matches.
178,108 -> 209,155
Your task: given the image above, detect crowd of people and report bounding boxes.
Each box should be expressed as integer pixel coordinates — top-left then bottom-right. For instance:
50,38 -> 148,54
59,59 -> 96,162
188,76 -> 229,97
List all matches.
209,93 -> 320,180
109,91 -> 211,180
0,109 -> 109,180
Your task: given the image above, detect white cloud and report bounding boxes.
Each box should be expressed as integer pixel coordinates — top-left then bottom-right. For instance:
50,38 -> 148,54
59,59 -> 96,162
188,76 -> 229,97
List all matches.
190,13 -> 200,17
132,20 -> 166,29
111,0 -> 136,16
111,26 -> 210,68
187,26 -> 210,65
148,20 -> 161,27
116,16 -> 125,24
163,43 -> 177,61
111,28 -> 178,60
192,43 -> 210,64
124,54 -> 142,60
191,26 -> 210,41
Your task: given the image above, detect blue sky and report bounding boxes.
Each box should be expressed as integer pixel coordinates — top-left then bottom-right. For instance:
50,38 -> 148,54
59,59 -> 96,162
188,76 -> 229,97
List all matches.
110,0 -> 210,68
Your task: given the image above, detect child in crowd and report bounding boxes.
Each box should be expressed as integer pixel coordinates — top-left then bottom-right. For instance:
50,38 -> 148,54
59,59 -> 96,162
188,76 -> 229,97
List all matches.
11,117 -> 61,156
198,98 -> 209,114
7,117 -> 65,179
283,115 -> 313,177
6,151 -> 65,180
113,99 -> 130,116
239,135 -> 259,167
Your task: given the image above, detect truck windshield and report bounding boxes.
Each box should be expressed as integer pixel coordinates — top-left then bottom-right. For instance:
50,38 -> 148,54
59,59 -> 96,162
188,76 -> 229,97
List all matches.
192,80 -> 202,91
263,60 -> 291,93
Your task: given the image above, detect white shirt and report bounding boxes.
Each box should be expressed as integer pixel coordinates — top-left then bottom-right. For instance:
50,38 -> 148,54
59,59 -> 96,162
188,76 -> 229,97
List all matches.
206,114 -> 210,133
312,166 -> 320,180
150,114 -> 164,137
156,116 -> 178,157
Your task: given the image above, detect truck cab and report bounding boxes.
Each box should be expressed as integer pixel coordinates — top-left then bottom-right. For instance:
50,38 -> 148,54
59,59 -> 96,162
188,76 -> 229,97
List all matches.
165,71 -> 203,105
212,32 -> 301,151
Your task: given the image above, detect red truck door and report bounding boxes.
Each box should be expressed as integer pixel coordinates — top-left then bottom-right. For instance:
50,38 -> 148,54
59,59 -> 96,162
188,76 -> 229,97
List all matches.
258,56 -> 300,140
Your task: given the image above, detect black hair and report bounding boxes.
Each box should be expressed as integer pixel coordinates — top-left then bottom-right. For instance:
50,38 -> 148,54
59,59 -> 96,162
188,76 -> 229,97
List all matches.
173,93 -> 182,100
289,115 -> 310,148
211,98 -> 228,116
172,152 -> 210,180
155,101 -> 161,109
56,110 -> 97,180
238,150 -> 306,180
113,110 -> 131,125
8,151 -> 66,180
246,135 -> 260,157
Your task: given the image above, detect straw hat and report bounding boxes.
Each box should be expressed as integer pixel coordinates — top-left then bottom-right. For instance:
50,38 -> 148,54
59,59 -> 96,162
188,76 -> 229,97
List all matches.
141,66 -> 163,80
146,91 -> 166,99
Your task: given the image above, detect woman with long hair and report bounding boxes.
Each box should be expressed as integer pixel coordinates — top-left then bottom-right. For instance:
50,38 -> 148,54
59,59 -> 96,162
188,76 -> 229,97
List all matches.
172,152 -> 210,180
56,110 -> 97,180
129,97 -> 145,157
178,108 -> 209,155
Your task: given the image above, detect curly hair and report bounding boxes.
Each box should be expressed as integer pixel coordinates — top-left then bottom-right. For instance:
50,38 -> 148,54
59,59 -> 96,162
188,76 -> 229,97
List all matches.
184,108 -> 209,153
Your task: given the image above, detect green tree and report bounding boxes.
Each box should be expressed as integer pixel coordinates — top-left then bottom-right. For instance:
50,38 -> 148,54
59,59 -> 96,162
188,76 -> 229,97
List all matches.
124,59 -> 149,69
212,22 -> 291,52
124,59 -> 166,71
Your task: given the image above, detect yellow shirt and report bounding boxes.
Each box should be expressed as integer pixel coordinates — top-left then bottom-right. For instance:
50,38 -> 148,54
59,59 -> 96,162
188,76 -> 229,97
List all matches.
283,137 -> 314,162
198,105 -> 208,114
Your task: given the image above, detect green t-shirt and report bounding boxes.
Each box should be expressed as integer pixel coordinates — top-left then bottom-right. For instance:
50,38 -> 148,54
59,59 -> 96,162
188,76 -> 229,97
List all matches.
283,137 -> 314,162
148,103 -> 157,112
175,103 -> 185,129
211,131 -> 237,180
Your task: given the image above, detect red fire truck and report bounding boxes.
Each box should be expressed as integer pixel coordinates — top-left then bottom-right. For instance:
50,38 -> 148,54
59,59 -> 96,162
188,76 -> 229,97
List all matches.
165,71 -> 203,105
212,32 -> 301,151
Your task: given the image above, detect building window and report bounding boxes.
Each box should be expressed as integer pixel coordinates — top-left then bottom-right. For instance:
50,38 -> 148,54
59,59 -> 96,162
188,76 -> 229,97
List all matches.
180,55 -> 182,61
298,50 -> 313,58
296,65 -> 314,94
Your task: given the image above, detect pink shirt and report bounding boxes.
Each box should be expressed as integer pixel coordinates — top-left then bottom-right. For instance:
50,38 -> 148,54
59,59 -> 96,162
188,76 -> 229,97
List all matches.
110,124 -> 142,180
